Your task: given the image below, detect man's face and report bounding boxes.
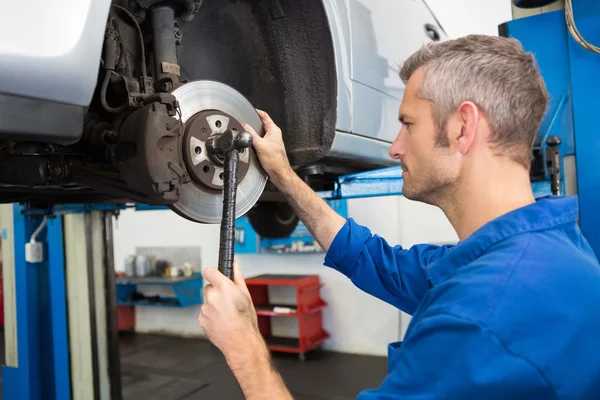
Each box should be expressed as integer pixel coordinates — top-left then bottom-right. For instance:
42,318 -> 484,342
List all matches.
389,67 -> 460,205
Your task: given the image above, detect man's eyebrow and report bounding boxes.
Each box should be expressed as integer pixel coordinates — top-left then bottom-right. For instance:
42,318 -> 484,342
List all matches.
398,113 -> 411,123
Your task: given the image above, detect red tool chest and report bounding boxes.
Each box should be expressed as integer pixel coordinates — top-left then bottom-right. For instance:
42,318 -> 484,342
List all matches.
245,274 -> 329,360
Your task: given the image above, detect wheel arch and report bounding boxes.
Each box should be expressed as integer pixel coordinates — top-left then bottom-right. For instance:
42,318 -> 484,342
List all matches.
178,0 -> 339,166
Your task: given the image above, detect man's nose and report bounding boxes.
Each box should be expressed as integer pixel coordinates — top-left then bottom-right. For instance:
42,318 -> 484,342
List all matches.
388,134 -> 404,160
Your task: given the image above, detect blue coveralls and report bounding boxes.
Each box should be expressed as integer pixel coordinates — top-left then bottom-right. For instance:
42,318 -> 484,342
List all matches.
324,196 -> 600,399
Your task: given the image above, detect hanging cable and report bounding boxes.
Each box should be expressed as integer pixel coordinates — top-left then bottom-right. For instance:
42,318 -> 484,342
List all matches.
565,0 -> 600,54
30,215 -> 48,243
111,4 -> 148,77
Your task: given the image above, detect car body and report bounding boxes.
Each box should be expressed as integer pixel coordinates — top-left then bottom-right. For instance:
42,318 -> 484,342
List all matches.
0,0 -> 446,234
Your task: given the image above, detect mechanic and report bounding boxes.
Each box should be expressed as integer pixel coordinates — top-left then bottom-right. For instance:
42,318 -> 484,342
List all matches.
197,34 -> 600,399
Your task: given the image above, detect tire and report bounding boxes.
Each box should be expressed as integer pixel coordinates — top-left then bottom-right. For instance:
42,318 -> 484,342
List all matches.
247,201 -> 299,238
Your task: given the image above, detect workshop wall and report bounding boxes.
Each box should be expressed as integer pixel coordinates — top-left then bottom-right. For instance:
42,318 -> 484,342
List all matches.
112,195 -> 460,355
113,196 -> 410,356
424,0 -> 513,37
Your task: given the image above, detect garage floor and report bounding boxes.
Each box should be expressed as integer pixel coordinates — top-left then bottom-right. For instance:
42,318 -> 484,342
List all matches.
0,331 -> 387,399
120,333 -> 388,400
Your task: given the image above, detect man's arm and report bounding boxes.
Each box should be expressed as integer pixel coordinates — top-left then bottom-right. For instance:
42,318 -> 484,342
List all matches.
198,264 -> 294,400
243,110 -> 345,252
270,165 -> 345,252
226,334 -> 293,400
324,219 -> 452,313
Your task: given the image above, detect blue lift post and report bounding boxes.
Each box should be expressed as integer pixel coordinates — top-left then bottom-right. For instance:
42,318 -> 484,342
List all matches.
3,204 -> 71,400
3,204 -> 125,400
502,0 -> 600,256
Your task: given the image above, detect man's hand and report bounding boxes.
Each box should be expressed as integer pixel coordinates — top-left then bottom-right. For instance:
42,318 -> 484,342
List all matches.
244,108 -> 346,252
243,109 -> 294,186
198,262 -> 266,363
198,262 -> 294,400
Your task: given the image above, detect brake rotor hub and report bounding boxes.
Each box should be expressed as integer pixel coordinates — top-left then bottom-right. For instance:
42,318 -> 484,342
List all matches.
167,80 -> 267,223
182,110 -> 251,191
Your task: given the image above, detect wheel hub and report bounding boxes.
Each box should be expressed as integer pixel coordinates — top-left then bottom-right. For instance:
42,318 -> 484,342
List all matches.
182,110 -> 251,191
168,80 -> 268,223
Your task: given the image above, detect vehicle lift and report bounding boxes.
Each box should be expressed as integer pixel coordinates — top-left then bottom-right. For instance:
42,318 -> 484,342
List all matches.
1,205 -> 121,400
2,0 -> 600,398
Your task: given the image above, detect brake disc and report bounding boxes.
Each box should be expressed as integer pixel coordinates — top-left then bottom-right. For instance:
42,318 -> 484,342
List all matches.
168,80 -> 267,223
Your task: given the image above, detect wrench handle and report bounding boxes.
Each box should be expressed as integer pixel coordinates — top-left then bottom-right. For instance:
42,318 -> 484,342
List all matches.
218,150 -> 239,280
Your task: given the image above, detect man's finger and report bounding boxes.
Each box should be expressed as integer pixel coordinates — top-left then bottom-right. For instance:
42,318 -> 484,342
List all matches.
198,303 -> 210,320
233,260 -> 250,296
203,267 -> 227,287
255,109 -> 281,134
242,123 -> 257,135
256,109 -> 273,124
203,283 -> 215,303
198,303 -> 212,328
242,123 -> 263,144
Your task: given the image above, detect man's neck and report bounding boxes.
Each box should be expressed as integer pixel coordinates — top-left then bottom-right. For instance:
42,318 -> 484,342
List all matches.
439,161 -> 535,241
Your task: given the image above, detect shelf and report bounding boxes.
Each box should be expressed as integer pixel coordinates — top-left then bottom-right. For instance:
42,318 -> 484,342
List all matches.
250,274 -> 312,280
298,284 -> 324,293
307,331 -> 330,349
265,331 -> 330,353
117,297 -> 189,308
116,274 -> 203,308
255,300 -> 327,316
302,299 -> 327,314
255,304 -> 298,316
116,275 -> 202,285
247,273 -> 329,356
246,274 -> 321,288
266,336 -> 300,350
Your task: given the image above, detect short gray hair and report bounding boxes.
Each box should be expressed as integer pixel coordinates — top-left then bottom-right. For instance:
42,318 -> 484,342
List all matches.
400,34 -> 549,168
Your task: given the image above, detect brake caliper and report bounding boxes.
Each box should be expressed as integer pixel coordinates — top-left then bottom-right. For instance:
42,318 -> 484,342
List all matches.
116,93 -> 189,204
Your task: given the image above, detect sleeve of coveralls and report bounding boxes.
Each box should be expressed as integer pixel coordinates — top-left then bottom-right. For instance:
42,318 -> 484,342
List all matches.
323,218 -> 454,314
358,313 -> 554,399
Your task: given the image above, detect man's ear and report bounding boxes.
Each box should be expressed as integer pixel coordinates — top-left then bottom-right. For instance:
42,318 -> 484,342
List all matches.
454,101 -> 479,155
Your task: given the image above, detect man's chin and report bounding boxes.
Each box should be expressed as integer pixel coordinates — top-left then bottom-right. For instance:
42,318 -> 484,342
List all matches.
401,185 -> 420,202
403,185 -> 434,205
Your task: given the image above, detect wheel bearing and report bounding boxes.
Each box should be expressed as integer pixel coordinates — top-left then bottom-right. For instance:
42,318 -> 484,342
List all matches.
182,110 -> 251,192
167,80 -> 268,223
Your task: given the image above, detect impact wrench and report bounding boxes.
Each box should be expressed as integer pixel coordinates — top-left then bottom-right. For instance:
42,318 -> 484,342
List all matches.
207,129 -> 253,280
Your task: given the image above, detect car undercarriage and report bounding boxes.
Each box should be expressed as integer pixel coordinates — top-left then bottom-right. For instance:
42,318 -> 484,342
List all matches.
0,0 -> 361,236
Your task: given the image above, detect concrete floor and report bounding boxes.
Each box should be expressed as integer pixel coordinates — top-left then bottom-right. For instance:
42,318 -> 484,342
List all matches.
120,333 -> 388,400
0,331 -> 388,399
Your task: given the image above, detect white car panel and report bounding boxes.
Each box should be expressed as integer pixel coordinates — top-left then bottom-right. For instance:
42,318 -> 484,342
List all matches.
349,0 -> 444,97
0,0 -> 91,57
0,0 -> 110,106
328,130 -> 396,166
322,0 -> 353,133
351,80 -> 402,143
343,0 -> 446,146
